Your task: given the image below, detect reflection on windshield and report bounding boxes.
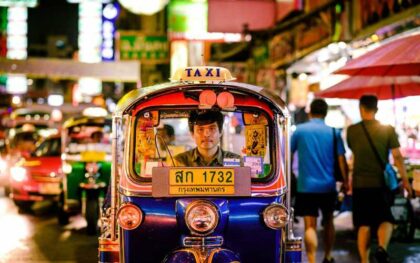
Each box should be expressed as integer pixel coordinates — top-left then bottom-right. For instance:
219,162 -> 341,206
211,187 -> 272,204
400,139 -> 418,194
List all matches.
33,138 -> 61,157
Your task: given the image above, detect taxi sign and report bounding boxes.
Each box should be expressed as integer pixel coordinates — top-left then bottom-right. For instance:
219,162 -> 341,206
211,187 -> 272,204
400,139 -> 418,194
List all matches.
152,167 -> 251,197
170,66 -> 236,83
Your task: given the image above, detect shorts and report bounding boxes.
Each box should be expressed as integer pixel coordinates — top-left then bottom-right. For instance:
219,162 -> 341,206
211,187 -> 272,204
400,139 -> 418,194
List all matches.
352,188 -> 395,228
294,192 -> 337,217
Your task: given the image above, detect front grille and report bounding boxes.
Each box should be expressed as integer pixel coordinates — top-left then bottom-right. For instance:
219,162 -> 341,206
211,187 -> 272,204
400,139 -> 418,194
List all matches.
183,236 -> 224,248
32,174 -> 61,183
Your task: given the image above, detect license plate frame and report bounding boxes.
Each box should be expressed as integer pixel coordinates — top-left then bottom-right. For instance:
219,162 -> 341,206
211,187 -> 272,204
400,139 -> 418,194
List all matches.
39,182 -> 61,195
152,167 -> 251,197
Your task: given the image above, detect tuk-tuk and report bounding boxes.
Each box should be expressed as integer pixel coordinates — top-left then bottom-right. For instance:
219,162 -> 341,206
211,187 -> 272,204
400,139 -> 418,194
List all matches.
99,66 -> 302,262
58,110 -> 112,234
4,109 -> 57,199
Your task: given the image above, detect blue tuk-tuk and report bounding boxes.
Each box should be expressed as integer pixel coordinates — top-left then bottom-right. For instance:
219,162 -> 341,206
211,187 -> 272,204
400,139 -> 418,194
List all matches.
99,66 -> 302,262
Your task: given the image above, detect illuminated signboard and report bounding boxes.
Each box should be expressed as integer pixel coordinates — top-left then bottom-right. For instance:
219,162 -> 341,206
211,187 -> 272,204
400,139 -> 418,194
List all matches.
0,0 -> 37,7
101,2 -> 119,61
118,33 -> 169,63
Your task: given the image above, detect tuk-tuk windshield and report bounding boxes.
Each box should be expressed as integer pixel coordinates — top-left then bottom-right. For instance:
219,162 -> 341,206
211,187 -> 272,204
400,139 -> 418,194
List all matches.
33,137 -> 61,157
65,124 -> 111,155
134,108 -> 274,181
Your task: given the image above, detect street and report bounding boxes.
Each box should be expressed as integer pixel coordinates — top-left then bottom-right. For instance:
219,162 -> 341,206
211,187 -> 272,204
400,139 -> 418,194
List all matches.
0,188 -> 97,263
1,187 -> 420,263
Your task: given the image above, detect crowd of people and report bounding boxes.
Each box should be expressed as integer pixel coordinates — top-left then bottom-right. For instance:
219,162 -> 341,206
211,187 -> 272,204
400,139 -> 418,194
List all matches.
291,95 -> 413,263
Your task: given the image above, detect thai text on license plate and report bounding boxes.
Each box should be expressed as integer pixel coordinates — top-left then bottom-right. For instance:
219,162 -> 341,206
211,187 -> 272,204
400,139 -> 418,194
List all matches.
169,168 -> 235,195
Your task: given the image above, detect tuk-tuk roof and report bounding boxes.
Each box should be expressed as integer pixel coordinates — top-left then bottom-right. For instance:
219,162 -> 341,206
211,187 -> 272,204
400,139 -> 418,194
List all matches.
63,115 -> 111,129
10,108 -> 51,119
115,81 -> 288,117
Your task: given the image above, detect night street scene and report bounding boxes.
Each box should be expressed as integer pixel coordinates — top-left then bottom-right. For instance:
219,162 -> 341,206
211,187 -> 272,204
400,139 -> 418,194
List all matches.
0,1 -> 419,263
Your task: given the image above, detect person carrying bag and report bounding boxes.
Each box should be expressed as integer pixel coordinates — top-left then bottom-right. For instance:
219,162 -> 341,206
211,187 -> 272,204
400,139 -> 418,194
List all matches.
346,95 -> 412,263
360,122 -> 399,192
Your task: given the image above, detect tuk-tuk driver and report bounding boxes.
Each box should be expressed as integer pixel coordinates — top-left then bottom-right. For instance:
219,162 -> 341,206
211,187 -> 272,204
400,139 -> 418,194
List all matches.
174,111 -> 240,167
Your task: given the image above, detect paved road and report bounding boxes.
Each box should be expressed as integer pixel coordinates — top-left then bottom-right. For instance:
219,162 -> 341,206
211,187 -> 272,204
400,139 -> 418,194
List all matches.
0,188 -> 97,263
294,211 -> 420,263
1,187 -> 420,263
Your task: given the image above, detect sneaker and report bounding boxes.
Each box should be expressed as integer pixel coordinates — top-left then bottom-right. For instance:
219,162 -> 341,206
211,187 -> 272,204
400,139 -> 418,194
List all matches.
375,247 -> 391,263
322,257 -> 335,263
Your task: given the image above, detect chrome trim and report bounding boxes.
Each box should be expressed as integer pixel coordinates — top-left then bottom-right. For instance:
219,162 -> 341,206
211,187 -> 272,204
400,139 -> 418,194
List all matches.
110,116 -> 121,241
183,236 -> 224,248
284,115 -> 292,235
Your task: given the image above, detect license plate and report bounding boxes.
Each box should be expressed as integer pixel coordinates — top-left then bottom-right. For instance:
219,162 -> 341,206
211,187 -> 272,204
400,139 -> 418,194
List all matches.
169,168 -> 235,195
39,183 -> 61,195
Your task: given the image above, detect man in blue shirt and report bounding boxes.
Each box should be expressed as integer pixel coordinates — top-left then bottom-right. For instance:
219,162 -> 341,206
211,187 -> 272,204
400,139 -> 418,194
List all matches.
291,99 -> 348,263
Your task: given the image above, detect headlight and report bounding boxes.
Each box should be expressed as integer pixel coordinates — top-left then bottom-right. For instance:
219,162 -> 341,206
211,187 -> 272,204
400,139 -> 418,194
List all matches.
185,200 -> 219,235
117,203 -> 143,230
11,167 -> 27,182
263,203 -> 288,229
62,163 -> 72,174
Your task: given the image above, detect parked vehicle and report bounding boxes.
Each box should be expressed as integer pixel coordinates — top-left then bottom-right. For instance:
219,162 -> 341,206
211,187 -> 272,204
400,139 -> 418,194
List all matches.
3,108 -> 57,197
98,66 -> 302,262
0,132 -> 8,191
58,111 -> 112,235
9,135 -> 62,211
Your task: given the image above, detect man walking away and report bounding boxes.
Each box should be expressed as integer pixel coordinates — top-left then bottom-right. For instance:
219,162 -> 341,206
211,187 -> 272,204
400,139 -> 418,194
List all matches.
292,99 -> 348,263
347,95 -> 412,263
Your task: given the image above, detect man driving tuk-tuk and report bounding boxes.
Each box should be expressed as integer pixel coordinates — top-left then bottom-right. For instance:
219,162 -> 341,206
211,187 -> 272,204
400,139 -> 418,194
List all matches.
98,66 -> 302,263
58,110 -> 112,235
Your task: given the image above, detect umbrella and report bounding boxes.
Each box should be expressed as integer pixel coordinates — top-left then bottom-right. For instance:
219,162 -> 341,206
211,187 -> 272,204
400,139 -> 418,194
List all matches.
315,76 -> 420,100
334,34 -> 420,76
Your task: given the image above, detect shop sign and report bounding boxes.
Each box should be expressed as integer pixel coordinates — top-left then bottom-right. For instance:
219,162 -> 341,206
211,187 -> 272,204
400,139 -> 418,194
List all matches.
252,44 -> 269,65
118,33 -> 169,63
0,0 -> 37,7
269,7 -> 333,68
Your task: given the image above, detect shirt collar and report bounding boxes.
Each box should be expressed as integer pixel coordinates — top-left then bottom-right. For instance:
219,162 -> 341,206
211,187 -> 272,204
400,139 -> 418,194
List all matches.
310,118 -> 325,123
192,147 -> 223,165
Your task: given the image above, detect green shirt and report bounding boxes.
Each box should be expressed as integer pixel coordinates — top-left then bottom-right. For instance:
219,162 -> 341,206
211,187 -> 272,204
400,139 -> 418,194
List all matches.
347,120 -> 400,188
174,147 -> 240,167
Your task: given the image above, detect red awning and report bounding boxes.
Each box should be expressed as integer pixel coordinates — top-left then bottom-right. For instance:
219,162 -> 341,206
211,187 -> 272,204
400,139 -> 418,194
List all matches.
208,0 -> 276,33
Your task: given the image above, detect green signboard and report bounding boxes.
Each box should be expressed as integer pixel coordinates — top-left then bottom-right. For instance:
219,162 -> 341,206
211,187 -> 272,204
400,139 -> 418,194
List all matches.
119,34 -> 169,63
0,0 -> 38,7
168,0 -> 207,33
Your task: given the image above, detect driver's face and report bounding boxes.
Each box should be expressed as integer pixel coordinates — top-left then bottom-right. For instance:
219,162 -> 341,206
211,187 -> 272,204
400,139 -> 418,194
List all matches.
192,122 -> 220,151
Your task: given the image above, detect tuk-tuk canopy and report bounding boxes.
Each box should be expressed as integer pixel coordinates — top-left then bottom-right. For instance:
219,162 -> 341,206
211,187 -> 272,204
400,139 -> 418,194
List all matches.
115,66 -> 288,117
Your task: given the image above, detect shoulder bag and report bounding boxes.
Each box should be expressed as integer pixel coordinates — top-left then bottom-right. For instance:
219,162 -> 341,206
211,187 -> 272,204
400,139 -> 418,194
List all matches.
361,122 -> 399,191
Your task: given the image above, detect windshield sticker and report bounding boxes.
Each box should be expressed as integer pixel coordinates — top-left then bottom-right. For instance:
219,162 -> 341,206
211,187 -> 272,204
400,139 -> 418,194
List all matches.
223,158 -> 241,167
243,156 -> 263,178
245,125 -> 266,157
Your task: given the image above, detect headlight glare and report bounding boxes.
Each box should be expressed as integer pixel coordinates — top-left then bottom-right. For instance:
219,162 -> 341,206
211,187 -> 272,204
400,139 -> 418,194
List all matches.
185,201 -> 219,235
263,203 -> 288,229
62,163 -> 72,174
11,167 -> 27,182
117,203 -> 143,230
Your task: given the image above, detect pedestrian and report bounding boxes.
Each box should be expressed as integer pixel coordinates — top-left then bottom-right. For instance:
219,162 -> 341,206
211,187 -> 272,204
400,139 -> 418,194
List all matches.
347,95 -> 412,263
291,99 -> 348,263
